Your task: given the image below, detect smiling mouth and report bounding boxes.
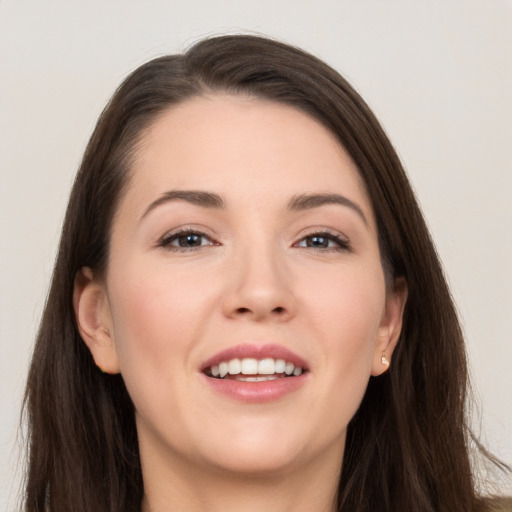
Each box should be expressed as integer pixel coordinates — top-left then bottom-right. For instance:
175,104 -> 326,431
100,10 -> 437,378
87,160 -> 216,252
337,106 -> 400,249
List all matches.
204,357 -> 305,381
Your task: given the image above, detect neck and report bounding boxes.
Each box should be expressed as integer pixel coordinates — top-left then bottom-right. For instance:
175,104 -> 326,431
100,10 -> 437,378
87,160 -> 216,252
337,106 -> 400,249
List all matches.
139,439 -> 343,512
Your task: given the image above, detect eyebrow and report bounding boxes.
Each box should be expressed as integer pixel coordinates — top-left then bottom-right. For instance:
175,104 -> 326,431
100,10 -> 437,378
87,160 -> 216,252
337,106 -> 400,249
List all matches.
287,193 -> 368,226
141,190 -> 225,220
141,189 -> 368,226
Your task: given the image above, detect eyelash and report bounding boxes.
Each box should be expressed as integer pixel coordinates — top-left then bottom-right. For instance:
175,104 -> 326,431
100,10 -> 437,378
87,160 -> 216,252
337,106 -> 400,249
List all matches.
158,228 -> 219,252
158,229 -> 350,253
293,230 -> 351,252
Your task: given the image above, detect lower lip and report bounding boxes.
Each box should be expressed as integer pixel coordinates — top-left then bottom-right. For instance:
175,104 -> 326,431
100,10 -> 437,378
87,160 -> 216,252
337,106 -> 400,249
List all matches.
202,373 -> 308,403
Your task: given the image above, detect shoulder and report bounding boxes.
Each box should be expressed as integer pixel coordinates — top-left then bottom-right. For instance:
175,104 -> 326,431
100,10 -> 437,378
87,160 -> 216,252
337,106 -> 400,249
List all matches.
479,497 -> 512,512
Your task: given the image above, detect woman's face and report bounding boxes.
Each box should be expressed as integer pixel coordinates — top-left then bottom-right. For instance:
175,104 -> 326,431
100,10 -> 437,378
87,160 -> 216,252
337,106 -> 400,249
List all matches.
79,94 -> 406,479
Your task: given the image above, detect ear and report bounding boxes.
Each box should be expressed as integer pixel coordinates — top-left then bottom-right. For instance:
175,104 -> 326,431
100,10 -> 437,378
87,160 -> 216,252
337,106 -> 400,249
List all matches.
371,277 -> 408,376
73,267 -> 120,374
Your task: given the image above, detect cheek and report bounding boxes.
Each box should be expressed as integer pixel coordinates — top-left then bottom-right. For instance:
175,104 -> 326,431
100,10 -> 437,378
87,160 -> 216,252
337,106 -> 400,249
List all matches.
106,261 -> 218,377
105,262 -> 223,444
302,264 -> 385,390
303,261 -> 386,342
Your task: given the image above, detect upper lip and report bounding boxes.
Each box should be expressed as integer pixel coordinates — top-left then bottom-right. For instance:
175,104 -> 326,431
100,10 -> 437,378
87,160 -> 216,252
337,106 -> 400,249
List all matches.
200,343 -> 309,372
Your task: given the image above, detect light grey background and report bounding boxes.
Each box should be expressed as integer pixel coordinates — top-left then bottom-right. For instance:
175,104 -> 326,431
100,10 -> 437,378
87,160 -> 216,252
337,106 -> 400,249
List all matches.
1,1 -> 511,508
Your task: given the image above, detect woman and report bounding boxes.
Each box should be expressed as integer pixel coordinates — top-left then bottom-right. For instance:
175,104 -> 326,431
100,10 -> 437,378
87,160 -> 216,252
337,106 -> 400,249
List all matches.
23,34 -> 509,511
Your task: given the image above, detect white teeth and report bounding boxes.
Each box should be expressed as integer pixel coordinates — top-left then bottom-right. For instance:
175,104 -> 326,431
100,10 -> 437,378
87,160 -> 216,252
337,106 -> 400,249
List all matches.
219,362 -> 229,378
258,358 -> 275,375
228,358 -> 241,375
241,358 -> 258,375
207,357 -> 304,379
284,362 -> 295,375
237,375 -> 279,382
274,359 -> 286,373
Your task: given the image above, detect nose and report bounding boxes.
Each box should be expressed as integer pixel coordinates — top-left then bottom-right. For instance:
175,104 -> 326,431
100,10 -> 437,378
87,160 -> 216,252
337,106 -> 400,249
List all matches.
221,245 -> 296,323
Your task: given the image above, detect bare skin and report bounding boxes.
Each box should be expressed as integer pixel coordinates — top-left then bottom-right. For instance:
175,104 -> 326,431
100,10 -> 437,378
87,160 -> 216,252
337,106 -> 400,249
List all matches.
75,94 -> 407,512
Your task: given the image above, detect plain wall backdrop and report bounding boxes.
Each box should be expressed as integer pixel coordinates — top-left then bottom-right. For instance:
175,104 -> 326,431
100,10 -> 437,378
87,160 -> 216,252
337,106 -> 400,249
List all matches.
1,0 -> 511,508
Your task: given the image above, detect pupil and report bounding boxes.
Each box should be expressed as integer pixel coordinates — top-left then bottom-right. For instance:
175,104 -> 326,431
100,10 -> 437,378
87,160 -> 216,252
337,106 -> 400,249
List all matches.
308,236 -> 328,247
179,234 -> 201,247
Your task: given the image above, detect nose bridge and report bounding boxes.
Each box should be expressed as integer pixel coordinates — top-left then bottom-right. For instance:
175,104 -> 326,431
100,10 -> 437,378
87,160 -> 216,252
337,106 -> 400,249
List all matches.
222,231 -> 295,321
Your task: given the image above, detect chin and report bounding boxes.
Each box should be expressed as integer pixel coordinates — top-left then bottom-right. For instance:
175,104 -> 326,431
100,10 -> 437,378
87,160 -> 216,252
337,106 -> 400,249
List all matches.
203,442 -> 306,477
190,419 -> 335,478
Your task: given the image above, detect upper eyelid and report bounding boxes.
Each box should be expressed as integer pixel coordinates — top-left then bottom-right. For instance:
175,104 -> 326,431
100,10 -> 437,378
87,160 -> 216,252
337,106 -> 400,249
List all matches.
160,225 -> 217,241
293,228 -> 349,243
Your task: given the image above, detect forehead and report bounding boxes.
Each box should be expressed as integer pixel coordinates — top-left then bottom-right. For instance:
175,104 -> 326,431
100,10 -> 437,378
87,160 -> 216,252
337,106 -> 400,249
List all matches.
123,94 -> 374,220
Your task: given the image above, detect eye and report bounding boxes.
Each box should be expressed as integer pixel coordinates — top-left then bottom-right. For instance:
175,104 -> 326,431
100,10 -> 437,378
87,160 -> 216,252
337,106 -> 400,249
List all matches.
295,231 -> 350,252
159,229 -> 218,251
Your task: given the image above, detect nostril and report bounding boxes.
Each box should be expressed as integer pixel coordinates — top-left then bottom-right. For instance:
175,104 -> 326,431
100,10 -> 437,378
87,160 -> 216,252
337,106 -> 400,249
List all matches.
234,306 -> 286,316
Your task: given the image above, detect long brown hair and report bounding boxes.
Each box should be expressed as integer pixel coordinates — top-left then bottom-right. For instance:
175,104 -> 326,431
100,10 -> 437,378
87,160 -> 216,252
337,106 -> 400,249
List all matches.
23,34 -> 504,512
